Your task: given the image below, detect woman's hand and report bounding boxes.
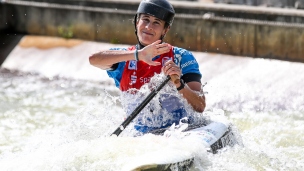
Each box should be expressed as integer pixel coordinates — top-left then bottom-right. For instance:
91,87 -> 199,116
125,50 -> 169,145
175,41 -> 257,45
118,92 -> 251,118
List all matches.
162,60 -> 181,77
138,40 -> 170,66
162,60 -> 181,85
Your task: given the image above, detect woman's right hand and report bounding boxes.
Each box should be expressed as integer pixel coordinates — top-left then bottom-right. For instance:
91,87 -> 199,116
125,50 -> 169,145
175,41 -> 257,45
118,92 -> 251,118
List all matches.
138,40 -> 170,66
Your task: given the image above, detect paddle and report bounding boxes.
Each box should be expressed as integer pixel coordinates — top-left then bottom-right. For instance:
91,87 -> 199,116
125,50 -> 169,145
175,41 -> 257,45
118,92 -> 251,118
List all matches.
111,75 -> 179,136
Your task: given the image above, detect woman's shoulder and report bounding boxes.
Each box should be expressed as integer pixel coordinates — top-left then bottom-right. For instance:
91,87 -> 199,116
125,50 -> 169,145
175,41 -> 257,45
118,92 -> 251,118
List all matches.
172,46 -> 193,56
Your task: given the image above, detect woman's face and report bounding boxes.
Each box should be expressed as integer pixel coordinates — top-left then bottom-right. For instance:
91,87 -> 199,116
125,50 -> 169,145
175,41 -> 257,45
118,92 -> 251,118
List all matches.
136,14 -> 169,46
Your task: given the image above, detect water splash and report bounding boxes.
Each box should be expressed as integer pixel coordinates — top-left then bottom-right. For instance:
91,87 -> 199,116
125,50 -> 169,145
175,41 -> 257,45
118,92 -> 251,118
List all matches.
1,43 -> 304,170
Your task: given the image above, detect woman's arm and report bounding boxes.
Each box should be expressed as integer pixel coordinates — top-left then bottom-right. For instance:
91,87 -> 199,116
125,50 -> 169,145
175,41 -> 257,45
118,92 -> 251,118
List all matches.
175,81 -> 206,113
89,50 -> 135,70
89,40 -> 170,70
163,60 -> 206,113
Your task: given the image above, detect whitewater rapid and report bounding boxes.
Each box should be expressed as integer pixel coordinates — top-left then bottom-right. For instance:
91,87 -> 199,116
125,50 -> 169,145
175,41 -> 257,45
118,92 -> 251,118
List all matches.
0,36 -> 303,170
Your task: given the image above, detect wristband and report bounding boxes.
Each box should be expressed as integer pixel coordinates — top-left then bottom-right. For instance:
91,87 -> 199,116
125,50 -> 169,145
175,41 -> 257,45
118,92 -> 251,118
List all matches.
134,49 -> 139,61
176,79 -> 185,91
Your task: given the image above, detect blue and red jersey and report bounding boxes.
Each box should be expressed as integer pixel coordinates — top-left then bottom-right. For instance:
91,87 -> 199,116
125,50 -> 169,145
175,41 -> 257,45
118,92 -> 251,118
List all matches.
119,45 -> 175,91
107,45 -> 201,89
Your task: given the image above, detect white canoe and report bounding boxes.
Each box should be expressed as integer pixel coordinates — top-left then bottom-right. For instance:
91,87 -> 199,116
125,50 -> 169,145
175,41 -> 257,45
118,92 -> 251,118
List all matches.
129,116 -> 243,171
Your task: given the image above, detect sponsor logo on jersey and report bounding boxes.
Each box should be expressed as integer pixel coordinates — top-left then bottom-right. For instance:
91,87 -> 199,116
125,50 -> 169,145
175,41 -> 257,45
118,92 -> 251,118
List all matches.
181,60 -> 197,69
162,57 -> 172,66
130,74 -> 137,85
128,60 -> 137,70
140,76 -> 151,84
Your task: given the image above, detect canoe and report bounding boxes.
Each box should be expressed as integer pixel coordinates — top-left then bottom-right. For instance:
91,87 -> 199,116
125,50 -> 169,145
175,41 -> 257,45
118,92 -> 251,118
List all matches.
130,118 -> 242,171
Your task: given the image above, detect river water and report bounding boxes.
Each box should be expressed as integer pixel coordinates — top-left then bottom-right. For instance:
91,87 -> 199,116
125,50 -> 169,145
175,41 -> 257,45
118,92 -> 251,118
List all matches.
0,36 -> 303,170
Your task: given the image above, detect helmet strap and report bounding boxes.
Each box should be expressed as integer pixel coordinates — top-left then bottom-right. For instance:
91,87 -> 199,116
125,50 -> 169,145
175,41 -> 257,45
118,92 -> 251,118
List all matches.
134,14 -> 145,49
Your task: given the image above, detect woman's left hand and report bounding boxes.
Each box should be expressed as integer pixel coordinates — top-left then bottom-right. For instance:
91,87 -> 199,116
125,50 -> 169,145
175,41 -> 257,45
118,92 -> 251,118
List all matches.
162,60 -> 181,77
162,60 -> 181,81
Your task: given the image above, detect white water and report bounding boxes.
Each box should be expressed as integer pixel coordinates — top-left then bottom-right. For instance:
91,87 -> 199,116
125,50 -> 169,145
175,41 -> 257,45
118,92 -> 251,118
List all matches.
0,36 -> 303,170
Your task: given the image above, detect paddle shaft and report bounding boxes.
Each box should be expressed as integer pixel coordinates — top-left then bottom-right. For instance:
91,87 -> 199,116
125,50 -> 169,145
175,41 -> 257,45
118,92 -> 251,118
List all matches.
111,75 -> 178,136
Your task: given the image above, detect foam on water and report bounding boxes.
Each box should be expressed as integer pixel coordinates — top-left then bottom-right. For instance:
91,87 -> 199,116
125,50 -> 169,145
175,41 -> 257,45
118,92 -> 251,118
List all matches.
0,69 -> 212,171
119,74 -> 206,132
0,133 -> 210,171
207,111 -> 304,171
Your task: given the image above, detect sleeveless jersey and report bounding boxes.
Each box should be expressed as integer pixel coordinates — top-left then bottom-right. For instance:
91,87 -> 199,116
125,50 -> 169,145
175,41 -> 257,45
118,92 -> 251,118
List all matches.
119,45 -> 175,91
